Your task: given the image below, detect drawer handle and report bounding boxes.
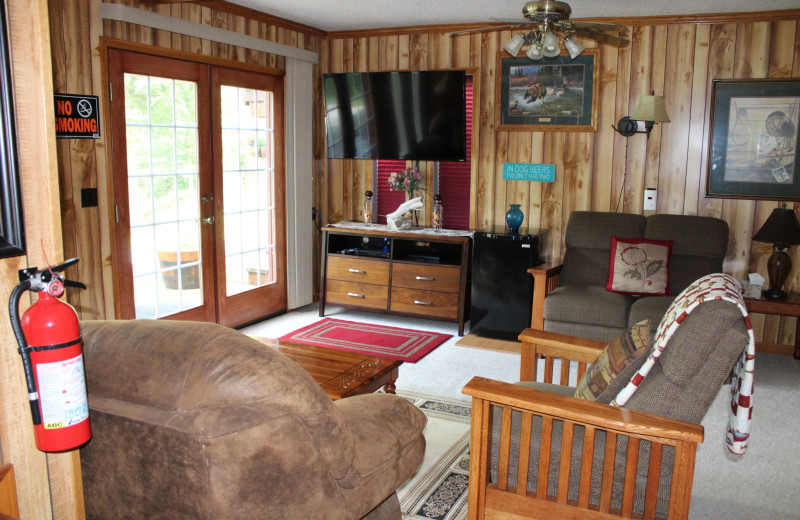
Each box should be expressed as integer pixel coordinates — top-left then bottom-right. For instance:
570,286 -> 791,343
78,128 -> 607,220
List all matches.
415,276 -> 435,281
413,300 -> 433,306
347,292 -> 365,298
348,268 -> 366,274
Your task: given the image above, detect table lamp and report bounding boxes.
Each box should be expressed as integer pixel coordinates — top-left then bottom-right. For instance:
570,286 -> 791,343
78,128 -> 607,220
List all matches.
752,204 -> 800,300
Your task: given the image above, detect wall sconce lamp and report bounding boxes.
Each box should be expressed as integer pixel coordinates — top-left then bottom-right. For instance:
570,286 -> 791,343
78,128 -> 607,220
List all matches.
752,203 -> 800,300
613,92 -> 671,138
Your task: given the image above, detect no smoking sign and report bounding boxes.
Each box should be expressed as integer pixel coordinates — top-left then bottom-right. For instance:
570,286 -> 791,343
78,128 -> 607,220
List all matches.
55,94 -> 100,139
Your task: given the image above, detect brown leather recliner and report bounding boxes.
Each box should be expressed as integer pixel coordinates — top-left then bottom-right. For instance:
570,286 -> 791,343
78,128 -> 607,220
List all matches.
79,319 -> 426,519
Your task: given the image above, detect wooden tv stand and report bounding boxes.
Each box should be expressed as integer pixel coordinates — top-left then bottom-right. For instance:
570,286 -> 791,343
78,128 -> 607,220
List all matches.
320,223 -> 472,335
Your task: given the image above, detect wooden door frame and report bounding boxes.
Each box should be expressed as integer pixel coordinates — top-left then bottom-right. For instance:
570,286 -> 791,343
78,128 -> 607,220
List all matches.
211,66 -> 287,327
100,38 -> 285,320
107,48 -> 216,321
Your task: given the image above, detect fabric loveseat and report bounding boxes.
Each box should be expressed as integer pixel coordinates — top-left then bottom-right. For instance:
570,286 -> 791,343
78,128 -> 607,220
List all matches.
529,211 -> 729,342
79,319 -> 426,519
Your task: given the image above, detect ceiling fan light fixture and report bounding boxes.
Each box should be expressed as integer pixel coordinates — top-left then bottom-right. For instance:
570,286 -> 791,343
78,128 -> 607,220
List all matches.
526,44 -> 544,60
453,1 -> 630,62
563,36 -> 584,59
504,33 -> 526,57
541,32 -> 561,57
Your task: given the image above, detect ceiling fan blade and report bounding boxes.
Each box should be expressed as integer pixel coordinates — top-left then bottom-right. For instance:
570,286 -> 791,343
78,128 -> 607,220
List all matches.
450,23 -> 533,35
490,18 -> 535,23
573,27 -> 630,47
572,21 -> 627,33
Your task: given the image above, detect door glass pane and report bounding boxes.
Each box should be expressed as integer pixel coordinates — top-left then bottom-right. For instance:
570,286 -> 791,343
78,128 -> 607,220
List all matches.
124,73 -> 202,318
220,86 -> 276,297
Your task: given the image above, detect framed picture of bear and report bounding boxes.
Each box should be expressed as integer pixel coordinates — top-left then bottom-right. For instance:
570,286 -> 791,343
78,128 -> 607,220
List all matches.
496,49 -> 598,132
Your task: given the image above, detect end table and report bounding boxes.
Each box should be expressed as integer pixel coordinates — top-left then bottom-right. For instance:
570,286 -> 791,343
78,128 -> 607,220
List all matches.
744,292 -> 800,359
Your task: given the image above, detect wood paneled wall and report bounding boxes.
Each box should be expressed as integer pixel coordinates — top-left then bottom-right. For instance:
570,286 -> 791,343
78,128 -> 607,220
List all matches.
49,4 -> 800,347
0,1 -> 84,518
320,11 -> 800,348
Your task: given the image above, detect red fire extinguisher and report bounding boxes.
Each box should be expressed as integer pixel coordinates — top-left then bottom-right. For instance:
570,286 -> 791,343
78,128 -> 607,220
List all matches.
9,258 -> 91,452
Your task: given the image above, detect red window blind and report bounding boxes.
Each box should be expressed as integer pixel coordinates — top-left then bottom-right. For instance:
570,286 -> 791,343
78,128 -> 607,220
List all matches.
375,159 -> 407,224
437,74 -> 473,230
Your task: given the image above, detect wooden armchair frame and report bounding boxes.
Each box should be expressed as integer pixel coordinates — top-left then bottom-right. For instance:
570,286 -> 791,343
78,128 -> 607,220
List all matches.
528,264 -> 562,331
462,328 -> 704,520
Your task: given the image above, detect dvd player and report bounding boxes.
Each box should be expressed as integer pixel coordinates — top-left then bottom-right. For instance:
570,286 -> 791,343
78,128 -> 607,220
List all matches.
354,249 -> 390,259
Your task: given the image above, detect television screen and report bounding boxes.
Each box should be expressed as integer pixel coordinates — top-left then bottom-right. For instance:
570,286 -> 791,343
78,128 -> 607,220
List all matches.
323,70 -> 467,161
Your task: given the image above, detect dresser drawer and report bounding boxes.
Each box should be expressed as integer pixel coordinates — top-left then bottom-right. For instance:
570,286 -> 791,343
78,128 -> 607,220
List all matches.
391,263 -> 461,293
390,287 -> 459,319
327,256 -> 390,285
327,280 -> 388,310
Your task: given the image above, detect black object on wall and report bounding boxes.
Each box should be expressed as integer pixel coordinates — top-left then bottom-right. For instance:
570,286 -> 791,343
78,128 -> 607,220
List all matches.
470,228 -> 540,340
0,0 -> 25,259
323,70 -> 467,161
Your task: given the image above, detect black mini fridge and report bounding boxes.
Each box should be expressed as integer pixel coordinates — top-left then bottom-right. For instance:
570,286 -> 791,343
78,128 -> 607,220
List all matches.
470,227 -> 540,340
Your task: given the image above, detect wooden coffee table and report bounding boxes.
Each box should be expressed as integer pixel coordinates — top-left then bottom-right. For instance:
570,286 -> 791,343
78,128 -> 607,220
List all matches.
256,337 -> 402,400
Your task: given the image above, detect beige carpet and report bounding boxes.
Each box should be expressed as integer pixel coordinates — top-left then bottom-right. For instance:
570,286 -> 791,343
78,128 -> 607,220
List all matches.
244,303 -> 800,519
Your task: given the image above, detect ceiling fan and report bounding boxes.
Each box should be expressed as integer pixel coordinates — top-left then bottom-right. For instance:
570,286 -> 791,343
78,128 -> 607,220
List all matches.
454,0 -> 629,60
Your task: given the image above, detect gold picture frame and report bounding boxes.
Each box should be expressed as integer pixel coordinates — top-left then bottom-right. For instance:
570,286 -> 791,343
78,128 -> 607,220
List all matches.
496,48 -> 599,132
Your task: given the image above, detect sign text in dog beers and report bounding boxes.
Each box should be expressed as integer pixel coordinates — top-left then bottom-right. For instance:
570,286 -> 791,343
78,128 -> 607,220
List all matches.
502,163 -> 555,182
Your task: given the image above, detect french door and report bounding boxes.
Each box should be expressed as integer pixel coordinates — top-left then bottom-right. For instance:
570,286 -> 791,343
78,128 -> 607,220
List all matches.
108,49 -> 286,327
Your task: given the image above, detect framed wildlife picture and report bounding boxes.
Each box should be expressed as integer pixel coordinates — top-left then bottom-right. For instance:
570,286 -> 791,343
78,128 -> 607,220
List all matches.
496,49 -> 598,132
706,78 -> 800,200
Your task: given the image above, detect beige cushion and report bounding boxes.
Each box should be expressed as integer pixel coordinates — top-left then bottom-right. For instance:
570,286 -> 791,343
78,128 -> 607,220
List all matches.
574,319 -> 651,401
606,237 -> 672,296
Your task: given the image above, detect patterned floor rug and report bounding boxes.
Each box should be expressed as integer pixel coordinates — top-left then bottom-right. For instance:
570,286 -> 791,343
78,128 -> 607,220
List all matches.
277,318 -> 452,362
395,391 -> 471,520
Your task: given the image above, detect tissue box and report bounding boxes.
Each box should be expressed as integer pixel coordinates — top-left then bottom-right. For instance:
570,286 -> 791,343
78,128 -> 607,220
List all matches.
744,273 -> 765,298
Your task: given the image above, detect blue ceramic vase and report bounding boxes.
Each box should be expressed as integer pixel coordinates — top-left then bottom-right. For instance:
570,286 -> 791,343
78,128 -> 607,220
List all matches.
505,204 -> 524,234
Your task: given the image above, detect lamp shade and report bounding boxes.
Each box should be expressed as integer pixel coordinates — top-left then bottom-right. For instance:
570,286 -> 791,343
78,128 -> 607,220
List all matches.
504,33 -> 525,57
631,95 -> 671,123
563,36 -> 584,59
542,32 -> 561,57
753,206 -> 800,246
526,44 -> 544,60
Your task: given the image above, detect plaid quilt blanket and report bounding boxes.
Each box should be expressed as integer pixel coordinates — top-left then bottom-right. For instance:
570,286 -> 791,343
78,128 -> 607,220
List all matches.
611,273 -> 756,455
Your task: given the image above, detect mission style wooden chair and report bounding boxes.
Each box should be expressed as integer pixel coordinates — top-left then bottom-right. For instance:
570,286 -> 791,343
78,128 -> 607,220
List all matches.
463,289 -> 751,520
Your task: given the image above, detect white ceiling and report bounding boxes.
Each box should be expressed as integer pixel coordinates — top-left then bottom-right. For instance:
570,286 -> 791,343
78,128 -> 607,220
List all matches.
227,0 -> 800,32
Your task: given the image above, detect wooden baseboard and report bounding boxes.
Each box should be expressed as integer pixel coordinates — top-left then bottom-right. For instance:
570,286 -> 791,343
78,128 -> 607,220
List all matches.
755,342 -> 795,356
455,333 -> 521,354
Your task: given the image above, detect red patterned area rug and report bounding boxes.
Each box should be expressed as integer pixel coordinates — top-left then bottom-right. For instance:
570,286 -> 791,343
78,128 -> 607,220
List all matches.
278,318 -> 452,363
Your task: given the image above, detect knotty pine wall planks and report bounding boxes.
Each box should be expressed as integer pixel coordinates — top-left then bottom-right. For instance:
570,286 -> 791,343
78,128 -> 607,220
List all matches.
321,12 -> 800,348
49,4 -> 800,349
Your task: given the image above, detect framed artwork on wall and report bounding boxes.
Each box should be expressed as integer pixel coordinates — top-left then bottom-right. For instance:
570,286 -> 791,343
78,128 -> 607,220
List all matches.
0,0 -> 25,259
706,78 -> 800,200
496,49 -> 598,132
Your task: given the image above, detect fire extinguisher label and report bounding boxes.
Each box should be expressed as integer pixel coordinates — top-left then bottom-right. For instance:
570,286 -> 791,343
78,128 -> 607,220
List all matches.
36,354 -> 89,429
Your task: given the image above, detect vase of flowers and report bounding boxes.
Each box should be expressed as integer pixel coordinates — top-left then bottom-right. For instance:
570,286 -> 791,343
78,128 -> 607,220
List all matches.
388,166 -> 425,226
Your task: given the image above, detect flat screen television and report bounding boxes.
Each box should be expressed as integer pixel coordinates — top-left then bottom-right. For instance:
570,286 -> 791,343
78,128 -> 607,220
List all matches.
323,70 -> 467,161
